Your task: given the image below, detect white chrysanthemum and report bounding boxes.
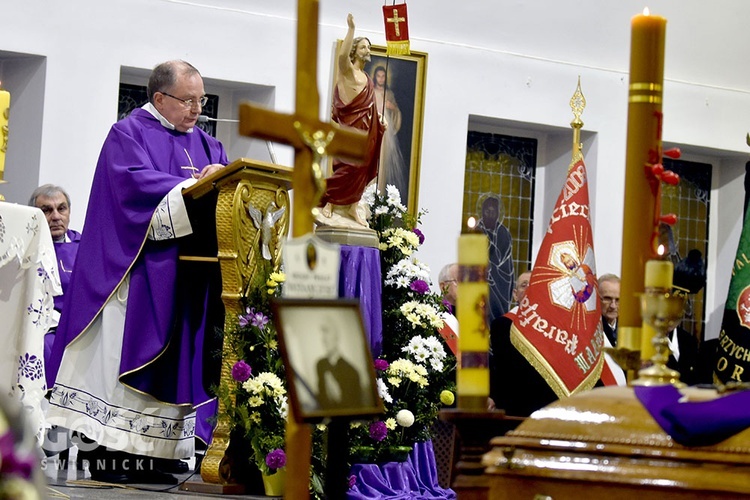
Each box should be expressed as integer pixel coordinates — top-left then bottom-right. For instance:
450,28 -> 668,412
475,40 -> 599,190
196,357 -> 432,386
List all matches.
386,185 -> 402,204
396,409 -> 415,427
412,349 -> 430,364
277,395 -> 288,419
244,372 -> 286,398
403,336 -> 426,354
376,378 -> 393,403
375,205 -> 389,215
430,358 -> 445,372
423,336 -> 446,360
363,184 -> 378,205
395,275 -> 411,288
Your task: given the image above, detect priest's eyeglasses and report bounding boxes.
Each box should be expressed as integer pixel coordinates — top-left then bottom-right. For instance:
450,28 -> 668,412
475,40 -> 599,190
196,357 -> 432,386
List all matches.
161,92 -> 208,109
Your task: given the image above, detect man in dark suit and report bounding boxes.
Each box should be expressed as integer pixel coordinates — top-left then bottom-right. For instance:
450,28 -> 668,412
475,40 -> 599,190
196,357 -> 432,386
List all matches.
598,274 -> 620,346
489,270 -> 558,416
316,322 -> 363,409
666,326 -> 699,386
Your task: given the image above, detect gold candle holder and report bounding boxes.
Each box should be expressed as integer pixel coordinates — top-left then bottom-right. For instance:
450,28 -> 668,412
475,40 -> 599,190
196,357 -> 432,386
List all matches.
631,290 -> 686,387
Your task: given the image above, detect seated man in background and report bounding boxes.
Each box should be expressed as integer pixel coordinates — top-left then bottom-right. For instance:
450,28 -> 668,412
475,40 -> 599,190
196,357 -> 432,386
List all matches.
29,184 -> 82,363
488,270 -> 556,415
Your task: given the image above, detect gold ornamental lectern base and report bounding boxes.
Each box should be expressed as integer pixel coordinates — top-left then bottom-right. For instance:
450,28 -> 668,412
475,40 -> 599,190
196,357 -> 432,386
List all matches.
179,159 -> 292,492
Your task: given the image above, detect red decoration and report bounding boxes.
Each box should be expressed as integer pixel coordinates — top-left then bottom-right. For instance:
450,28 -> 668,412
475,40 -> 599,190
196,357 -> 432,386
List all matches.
382,3 -> 410,55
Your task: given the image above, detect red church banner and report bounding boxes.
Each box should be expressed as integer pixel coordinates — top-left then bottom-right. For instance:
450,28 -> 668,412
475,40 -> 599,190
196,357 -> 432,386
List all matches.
510,158 -> 610,397
382,3 -> 410,55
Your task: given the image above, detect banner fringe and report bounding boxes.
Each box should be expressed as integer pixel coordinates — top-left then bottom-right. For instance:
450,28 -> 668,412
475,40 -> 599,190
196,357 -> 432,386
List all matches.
386,41 -> 411,56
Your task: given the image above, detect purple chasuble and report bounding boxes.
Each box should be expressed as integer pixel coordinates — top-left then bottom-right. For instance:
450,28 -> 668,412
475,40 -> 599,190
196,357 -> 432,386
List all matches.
47,108 -> 227,410
53,229 -> 82,313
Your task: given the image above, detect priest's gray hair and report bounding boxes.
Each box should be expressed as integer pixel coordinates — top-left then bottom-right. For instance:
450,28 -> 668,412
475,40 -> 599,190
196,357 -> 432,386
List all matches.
349,37 -> 371,63
598,273 -> 620,287
147,60 -> 201,103
438,263 -> 457,285
29,184 -> 70,208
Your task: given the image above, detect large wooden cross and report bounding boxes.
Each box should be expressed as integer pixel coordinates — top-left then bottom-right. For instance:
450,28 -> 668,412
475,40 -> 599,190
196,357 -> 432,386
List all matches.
238,1 -> 369,497
239,0 -> 369,239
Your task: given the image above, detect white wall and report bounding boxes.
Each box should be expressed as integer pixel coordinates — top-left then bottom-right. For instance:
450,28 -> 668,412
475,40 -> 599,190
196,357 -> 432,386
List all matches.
1,0 -> 748,340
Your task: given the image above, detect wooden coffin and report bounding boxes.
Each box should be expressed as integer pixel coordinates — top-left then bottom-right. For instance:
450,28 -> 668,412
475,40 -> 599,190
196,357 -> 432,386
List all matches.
482,386 -> 750,499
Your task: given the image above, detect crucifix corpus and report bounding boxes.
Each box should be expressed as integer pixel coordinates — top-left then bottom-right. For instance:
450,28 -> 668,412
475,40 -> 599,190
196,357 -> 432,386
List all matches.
238,1 -> 371,497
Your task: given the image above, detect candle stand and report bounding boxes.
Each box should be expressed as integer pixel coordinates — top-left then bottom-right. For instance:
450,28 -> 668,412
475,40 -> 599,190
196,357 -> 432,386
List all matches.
439,409 -> 524,500
631,290 -> 687,387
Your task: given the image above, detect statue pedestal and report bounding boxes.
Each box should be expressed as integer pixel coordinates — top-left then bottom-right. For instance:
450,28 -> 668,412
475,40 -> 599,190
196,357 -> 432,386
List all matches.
316,225 -> 379,248
483,386 -> 750,499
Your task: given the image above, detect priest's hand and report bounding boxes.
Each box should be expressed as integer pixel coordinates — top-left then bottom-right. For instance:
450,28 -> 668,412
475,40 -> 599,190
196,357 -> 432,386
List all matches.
196,163 -> 225,179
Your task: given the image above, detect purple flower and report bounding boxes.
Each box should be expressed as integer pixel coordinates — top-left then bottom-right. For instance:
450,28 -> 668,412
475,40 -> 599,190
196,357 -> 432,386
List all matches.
238,307 -> 270,329
369,421 -> 388,442
238,307 -> 255,328
413,228 -> 425,245
265,448 -> 287,470
348,474 -> 357,489
231,360 -> 252,382
410,279 -> 430,294
250,311 -> 269,329
374,359 -> 390,371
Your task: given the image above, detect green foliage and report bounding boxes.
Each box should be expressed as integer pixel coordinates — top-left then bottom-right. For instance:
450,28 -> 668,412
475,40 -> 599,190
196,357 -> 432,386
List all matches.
348,185 -> 457,461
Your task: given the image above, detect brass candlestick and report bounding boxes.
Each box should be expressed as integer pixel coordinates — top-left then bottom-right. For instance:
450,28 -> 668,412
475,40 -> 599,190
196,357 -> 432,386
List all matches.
631,290 -> 687,387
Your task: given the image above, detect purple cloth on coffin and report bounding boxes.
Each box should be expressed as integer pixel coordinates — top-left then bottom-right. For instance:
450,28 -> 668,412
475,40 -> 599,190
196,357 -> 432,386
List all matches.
347,441 -> 456,499
635,385 -> 750,447
338,245 -> 383,358
47,108 -> 227,410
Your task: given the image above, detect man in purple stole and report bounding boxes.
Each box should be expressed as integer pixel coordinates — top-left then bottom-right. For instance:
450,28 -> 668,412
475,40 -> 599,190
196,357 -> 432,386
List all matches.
46,60 -> 227,483
29,184 -> 82,363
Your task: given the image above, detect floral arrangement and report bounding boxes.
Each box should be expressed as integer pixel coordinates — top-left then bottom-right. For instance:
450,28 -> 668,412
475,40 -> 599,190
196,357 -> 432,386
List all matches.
216,261 -> 289,477
348,185 -> 457,461
217,185 -> 455,493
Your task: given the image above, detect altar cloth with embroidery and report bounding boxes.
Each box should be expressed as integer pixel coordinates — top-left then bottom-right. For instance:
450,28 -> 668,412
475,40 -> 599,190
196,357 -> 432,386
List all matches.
0,203 -> 61,443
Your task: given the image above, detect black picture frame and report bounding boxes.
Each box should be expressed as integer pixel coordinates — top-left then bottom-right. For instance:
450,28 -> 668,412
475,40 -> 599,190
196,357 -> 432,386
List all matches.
271,298 -> 384,422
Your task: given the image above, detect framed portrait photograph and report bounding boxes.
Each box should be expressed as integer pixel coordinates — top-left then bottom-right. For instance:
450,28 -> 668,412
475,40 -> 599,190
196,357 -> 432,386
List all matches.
330,41 -> 427,217
271,298 -> 384,422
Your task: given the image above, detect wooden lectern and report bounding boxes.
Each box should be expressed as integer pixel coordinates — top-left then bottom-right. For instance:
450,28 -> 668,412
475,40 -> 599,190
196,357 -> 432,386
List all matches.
180,158 -> 292,492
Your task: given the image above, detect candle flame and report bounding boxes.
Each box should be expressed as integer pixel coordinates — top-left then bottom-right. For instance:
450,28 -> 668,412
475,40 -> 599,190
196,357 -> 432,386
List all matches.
643,7 -> 650,15
657,243 -> 665,256
467,217 -> 477,230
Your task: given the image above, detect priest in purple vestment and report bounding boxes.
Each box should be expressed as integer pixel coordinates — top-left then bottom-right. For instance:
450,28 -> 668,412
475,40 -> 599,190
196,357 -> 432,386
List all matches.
318,14 -> 384,228
29,184 -> 82,364
45,60 -> 227,483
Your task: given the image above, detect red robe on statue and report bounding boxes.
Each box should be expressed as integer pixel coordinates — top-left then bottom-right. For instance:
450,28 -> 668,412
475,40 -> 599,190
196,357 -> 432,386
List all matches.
320,75 -> 385,206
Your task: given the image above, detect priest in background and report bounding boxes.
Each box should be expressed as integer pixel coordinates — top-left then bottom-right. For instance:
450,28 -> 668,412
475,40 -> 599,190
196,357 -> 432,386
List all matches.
28,184 -> 81,363
46,60 -> 227,483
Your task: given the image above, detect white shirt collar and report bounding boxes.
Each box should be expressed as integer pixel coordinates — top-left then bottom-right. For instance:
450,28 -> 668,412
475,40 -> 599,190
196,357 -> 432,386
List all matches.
668,328 -> 681,362
142,102 -> 194,133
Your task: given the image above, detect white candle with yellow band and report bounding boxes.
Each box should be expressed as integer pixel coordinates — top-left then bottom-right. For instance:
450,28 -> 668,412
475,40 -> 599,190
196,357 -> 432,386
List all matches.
457,219 -> 489,409
0,87 -> 9,185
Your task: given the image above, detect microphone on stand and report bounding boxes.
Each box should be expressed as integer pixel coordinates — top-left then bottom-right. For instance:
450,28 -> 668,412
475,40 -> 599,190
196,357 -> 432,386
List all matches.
197,115 -> 239,123
198,115 -> 278,164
